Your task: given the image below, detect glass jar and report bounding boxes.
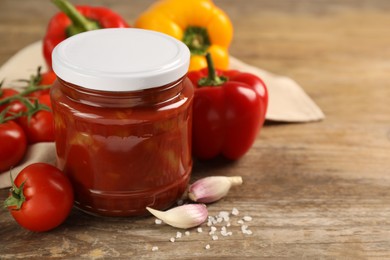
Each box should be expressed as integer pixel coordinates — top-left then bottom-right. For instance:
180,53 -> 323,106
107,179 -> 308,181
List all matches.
50,28 -> 193,217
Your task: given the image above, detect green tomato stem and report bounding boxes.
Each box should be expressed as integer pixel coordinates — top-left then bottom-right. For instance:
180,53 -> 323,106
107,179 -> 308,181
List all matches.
4,173 -> 26,210
0,85 -> 51,107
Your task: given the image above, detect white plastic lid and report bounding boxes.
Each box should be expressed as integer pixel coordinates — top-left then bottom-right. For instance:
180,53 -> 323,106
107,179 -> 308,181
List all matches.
52,28 -> 190,92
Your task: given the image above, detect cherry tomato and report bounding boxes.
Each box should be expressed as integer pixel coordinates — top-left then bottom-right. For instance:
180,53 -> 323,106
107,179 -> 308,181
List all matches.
29,71 -> 56,98
0,121 -> 27,172
37,94 -> 52,108
17,110 -> 55,143
0,88 -> 25,116
40,71 -> 57,86
0,88 -> 18,110
5,163 -> 74,232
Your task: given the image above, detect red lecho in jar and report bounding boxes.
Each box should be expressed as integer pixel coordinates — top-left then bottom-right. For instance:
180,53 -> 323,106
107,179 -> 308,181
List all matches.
50,28 -> 193,216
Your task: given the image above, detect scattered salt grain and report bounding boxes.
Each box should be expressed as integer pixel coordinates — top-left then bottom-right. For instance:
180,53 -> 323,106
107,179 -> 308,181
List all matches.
221,229 -> 233,236
244,230 -> 253,235
243,216 -> 252,222
219,211 -> 230,222
220,226 -> 233,237
241,224 -> 253,235
221,231 -> 233,237
207,216 -> 217,226
209,226 -> 217,235
219,211 -> 230,217
152,207 -> 254,252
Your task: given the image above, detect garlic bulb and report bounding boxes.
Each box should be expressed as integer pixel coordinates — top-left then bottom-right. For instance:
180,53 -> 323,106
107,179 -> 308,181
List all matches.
146,204 -> 208,229
188,176 -> 243,203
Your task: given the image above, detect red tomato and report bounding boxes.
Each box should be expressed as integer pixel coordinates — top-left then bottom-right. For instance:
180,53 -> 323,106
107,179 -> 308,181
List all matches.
40,71 -> 57,86
0,88 -> 18,109
38,94 -> 52,108
29,71 -> 56,98
29,89 -> 49,98
0,88 -> 25,116
5,163 -> 74,232
17,110 -> 55,143
0,121 -> 27,172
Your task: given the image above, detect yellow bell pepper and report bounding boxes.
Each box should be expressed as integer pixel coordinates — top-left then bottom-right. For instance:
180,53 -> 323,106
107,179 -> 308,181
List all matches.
135,0 -> 233,71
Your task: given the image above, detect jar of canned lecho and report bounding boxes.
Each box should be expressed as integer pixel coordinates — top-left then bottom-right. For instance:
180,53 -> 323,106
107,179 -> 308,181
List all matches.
50,28 -> 193,216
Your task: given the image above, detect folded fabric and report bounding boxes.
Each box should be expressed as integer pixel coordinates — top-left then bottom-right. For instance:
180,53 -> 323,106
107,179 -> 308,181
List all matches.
229,57 -> 324,122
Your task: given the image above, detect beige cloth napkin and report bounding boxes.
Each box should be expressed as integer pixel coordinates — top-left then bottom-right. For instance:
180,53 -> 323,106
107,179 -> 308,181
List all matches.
0,41 -> 324,188
229,57 -> 324,122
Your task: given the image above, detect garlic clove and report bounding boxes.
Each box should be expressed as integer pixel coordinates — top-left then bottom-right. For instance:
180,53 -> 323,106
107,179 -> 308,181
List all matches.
188,176 -> 243,203
146,204 -> 208,229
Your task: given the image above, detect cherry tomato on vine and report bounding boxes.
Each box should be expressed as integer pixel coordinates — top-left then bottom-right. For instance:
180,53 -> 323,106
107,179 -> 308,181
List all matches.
17,109 -> 55,143
0,121 -> 27,172
40,71 -> 57,86
0,88 -> 18,111
29,71 -> 56,98
0,88 -> 26,116
4,163 -> 74,232
37,93 -> 52,108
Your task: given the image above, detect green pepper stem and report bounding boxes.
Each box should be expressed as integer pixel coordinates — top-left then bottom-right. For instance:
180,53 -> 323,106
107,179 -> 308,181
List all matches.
182,26 -> 211,56
198,53 -> 227,87
52,0 -> 100,36
206,53 -> 217,81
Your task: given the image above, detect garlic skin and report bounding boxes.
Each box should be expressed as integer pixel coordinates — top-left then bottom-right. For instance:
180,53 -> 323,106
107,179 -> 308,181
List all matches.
188,176 -> 243,203
146,204 -> 208,229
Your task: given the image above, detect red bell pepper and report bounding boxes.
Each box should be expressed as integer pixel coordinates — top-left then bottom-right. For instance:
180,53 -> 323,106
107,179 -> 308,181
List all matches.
187,53 -> 268,160
43,0 -> 129,70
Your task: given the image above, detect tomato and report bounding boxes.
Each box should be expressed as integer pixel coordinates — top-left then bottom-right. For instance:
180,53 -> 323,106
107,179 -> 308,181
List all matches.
37,93 -> 52,108
28,71 -> 57,97
28,71 -> 56,98
40,71 -> 57,86
4,163 -> 74,232
0,88 -> 25,116
0,88 -> 18,111
0,121 -> 27,172
17,110 -> 55,143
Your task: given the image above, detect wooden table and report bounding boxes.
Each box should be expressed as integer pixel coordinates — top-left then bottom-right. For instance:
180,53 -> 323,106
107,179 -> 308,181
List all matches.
1,0 -> 390,258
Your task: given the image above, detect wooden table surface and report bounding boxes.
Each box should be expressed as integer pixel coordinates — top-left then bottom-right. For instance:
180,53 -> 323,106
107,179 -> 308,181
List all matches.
1,0 -> 390,259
